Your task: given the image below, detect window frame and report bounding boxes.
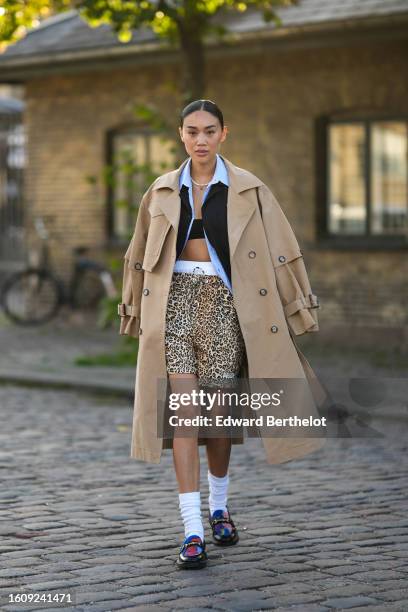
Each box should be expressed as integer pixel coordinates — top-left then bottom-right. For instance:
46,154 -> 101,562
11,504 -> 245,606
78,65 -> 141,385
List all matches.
105,123 -> 166,246
315,112 -> 408,250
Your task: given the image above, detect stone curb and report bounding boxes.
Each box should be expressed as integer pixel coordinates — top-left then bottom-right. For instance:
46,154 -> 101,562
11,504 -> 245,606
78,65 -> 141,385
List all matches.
0,368 -> 133,399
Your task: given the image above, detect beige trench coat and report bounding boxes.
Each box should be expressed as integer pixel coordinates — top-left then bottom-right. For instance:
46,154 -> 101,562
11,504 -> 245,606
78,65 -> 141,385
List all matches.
118,155 -> 328,465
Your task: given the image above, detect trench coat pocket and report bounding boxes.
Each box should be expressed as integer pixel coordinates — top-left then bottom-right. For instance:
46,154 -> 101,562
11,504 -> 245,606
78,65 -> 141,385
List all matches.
142,212 -> 171,272
273,248 -> 320,336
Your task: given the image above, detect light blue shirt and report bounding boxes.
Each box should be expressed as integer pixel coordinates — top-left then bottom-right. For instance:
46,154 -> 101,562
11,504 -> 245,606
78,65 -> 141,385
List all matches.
178,153 -> 232,293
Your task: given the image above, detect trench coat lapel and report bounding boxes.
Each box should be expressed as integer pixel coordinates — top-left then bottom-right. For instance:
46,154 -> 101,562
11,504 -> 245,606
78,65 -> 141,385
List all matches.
151,154 -> 263,259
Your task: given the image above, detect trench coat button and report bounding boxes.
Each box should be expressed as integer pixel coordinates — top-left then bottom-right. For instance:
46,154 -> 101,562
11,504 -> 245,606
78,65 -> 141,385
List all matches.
259,288 -> 268,296
134,262 -> 142,270
143,288 -> 149,296
139,328 -> 143,335
278,255 -> 286,263
248,250 -> 256,258
271,325 -> 278,333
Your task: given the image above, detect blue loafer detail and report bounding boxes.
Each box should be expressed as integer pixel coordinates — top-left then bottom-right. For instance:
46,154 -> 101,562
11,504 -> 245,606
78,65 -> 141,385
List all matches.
209,506 -> 239,546
177,534 -> 208,569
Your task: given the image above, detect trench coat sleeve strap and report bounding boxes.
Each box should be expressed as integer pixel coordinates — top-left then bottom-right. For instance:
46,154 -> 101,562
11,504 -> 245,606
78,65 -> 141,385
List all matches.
256,184 -> 320,336
118,190 -> 151,338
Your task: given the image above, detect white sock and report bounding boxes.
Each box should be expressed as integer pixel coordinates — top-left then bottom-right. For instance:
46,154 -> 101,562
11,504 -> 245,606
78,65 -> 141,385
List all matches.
178,491 -> 204,541
208,470 -> 229,515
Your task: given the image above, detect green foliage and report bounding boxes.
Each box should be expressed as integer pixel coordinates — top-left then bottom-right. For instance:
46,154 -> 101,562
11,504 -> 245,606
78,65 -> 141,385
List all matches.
1,0 -> 295,46
0,1 -> 69,45
74,342 -> 138,366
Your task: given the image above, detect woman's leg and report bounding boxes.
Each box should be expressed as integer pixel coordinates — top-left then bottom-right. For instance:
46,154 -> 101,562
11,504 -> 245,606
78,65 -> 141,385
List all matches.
168,371 -> 205,544
206,436 -> 231,478
165,274 -> 201,492
165,274 -> 208,566
195,277 -> 245,524
169,371 -> 200,493
205,399 -> 232,515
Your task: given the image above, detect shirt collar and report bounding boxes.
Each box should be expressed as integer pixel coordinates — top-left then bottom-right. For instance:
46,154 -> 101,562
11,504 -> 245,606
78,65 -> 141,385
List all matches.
179,152 -> 229,190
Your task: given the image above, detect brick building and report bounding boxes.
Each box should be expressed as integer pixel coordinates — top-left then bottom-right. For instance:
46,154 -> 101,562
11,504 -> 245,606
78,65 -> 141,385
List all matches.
0,1 -> 407,346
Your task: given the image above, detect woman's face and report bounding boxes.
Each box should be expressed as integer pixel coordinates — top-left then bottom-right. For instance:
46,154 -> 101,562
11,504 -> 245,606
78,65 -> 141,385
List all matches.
179,109 -> 227,165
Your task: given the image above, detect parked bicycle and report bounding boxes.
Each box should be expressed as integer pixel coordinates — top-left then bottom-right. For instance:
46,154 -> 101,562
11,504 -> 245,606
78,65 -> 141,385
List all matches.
1,216 -> 118,325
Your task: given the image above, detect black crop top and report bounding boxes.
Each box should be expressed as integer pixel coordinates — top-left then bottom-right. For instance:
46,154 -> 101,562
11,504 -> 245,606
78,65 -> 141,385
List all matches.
176,182 -> 231,285
188,218 -> 205,240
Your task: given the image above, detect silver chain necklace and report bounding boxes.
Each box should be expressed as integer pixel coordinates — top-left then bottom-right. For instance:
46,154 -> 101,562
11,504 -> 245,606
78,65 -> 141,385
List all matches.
191,177 -> 210,191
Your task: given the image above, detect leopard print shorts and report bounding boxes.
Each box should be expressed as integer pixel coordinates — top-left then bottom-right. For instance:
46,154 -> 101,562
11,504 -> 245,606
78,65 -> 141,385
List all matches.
165,272 -> 246,388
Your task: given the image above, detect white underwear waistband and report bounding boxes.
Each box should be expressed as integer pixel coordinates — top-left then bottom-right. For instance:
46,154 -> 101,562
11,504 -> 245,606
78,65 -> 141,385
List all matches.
173,259 -> 218,275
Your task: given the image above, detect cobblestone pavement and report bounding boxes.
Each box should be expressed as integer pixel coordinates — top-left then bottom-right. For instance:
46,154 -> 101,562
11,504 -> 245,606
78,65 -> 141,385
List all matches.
0,382 -> 407,612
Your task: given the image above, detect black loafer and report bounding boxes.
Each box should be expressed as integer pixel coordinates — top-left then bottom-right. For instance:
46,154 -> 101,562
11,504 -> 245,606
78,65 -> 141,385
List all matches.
176,534 -> 208,569
208,506 -> 239,546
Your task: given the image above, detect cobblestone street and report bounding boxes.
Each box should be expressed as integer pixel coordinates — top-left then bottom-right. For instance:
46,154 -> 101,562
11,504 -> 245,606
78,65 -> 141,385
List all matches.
0,382 -> 407,612
1,0 -> 408,610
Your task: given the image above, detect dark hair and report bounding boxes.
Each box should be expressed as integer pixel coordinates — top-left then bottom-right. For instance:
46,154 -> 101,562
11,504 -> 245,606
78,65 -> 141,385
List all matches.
179,99 -> 224,130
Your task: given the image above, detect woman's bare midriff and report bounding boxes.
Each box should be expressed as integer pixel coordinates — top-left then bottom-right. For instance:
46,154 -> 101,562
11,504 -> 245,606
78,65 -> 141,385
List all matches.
179,185 -> 211,261
179,236 -> 211,262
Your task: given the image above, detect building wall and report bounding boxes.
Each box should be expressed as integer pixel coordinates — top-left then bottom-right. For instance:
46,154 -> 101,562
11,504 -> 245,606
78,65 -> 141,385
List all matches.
24,35 -> 408,344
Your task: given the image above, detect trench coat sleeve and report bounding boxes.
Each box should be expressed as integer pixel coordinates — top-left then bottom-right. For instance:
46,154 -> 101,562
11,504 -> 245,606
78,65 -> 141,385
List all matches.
117,190 -> 151,338
257,184 -> 320,336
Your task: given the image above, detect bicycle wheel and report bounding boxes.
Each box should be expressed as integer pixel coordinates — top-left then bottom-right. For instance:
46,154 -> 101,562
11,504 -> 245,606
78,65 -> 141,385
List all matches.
1,269 -> 63,325
71,268 -> 109,310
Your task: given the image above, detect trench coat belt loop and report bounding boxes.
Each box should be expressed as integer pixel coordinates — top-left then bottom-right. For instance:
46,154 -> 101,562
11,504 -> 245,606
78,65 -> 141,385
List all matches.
308,293 -> 320,308
118,303 -> 139,317
283,293 -> 320,318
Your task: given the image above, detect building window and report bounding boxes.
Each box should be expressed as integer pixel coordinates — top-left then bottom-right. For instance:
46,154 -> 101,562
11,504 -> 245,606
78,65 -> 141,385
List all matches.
0,97 -> 26,268
318,116 -> 408,247
106,126 -> 176,241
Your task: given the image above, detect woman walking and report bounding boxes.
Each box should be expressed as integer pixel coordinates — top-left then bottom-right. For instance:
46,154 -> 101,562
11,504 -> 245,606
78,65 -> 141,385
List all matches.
118,99 -> 325,569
